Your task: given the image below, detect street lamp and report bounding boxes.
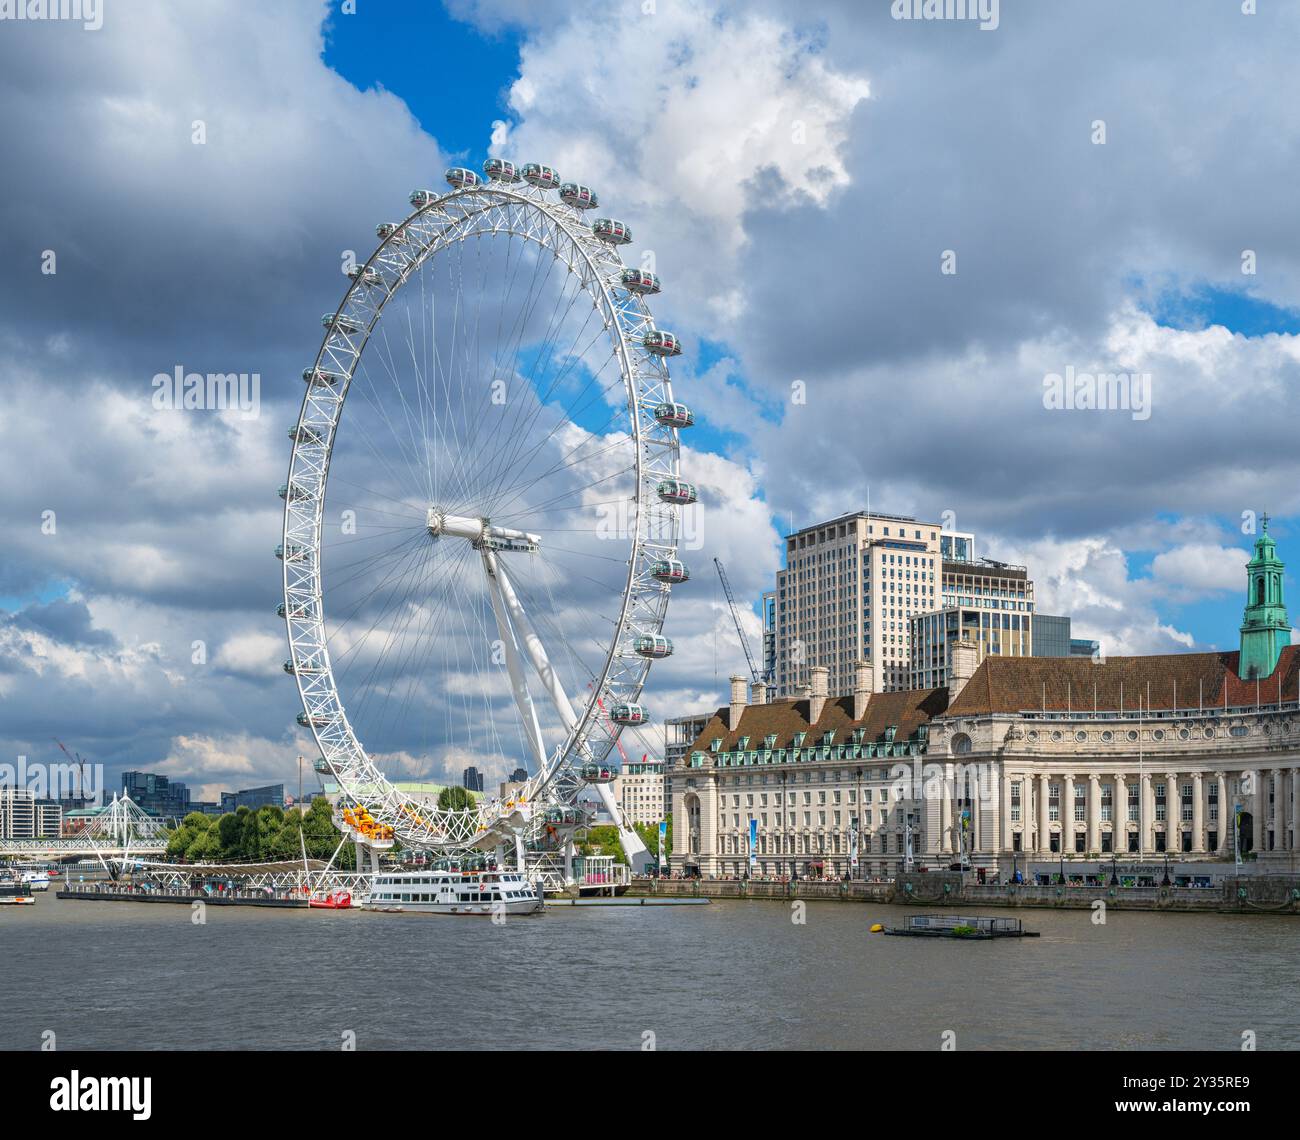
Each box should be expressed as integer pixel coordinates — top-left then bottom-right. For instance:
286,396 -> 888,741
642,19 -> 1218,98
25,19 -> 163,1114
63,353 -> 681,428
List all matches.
1161,851 -> 1171,887
1110,851 -> 1119,887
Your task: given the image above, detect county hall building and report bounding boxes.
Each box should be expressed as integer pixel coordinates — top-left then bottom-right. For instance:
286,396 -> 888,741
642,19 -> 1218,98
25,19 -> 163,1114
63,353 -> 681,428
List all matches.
671,521 -> 1299,879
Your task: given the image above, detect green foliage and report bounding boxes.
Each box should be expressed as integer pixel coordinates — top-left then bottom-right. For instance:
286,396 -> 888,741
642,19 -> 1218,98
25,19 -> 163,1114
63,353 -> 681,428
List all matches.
437,785 -> 475,812
951,925 -> 977,937
634,817 -> 671,862
163,796 -> 354,868
577,824 -> 627,864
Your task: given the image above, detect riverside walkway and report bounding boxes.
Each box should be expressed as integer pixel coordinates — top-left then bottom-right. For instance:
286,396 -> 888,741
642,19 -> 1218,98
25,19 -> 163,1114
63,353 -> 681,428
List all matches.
631,872 -> 1300,914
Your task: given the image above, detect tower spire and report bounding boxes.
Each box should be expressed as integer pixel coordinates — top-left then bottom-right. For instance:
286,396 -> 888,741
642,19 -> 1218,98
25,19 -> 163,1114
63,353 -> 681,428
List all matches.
1239,514 -> 1289,680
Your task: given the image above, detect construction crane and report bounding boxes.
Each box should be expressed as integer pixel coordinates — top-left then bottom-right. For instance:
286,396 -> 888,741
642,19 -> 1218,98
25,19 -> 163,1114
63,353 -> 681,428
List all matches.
713,557 -> 764,684
53,738 -> 93,806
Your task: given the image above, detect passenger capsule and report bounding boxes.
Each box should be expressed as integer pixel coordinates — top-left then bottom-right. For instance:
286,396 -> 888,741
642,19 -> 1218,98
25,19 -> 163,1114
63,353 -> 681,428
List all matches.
303,367 -> 344,388
277,482 -> 309,503
296,711 -> 329,728
643,329 -> 681,357
288,424 -> 322,445
409,188 -> 439,208
321,313 -> 361,336
656,479 -> 698,505
274,543 -> 307,562
560,182 -> 598,209
284,660 -> 322,675
620,268 -> 660,295
610,702 -> 649,726
483,158 -> 520,182
633,634 -> 673,659
653,402 -> 693,429
650,559 -> 690,584
312,756 -> 331,774
277,602 -> 311,619
579,762 -> 620,784
521,163 -> 562,190
592,218 -> 632,245
445,166 -> 480,189
544,805 -> 589,828
375,222 -> 407,243
347,265 -> 384,288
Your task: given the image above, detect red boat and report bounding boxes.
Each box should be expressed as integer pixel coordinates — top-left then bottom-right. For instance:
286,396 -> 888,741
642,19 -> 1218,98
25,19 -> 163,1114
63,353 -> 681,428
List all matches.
308,889 -> 352,909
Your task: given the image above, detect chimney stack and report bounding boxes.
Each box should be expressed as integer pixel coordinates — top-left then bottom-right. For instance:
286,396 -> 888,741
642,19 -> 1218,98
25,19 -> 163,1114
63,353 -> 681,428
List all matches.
728,674 -> 748,731
809,665 -> 829,724
852,659 -> 874,721
751,680 -> 768,706
948,639 -> 980,702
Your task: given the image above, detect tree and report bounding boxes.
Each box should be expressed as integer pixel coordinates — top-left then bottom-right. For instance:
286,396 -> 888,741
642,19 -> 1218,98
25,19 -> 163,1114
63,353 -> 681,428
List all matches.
437,785 -> 475,812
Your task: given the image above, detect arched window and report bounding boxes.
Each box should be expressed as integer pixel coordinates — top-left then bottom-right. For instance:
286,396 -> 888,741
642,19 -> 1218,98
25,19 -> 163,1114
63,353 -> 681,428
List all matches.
951,732 -> 972,755
1257,576 -> 1265,606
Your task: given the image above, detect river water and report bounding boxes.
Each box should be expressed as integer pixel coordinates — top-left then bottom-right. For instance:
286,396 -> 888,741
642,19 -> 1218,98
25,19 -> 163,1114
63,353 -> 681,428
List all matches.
2,892 -> 1296,1050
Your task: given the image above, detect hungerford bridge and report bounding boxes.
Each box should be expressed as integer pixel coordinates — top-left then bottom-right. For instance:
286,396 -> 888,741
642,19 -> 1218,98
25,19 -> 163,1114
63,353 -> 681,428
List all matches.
0,795 -> 169,862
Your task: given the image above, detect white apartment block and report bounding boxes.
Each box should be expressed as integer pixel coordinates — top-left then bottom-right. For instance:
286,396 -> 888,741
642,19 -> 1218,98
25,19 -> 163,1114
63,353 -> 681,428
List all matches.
0,788 -> 63,839
613,759 -> 666,827
773,512 -> 942,697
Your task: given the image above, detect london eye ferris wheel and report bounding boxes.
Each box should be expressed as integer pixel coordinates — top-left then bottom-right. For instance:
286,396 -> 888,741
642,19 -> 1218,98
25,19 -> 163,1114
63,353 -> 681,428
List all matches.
278,158 -> 696,867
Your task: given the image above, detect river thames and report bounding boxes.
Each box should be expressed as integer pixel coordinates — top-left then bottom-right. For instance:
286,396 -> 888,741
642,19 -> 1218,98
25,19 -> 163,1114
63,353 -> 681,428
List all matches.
4,893 -> 1296,1050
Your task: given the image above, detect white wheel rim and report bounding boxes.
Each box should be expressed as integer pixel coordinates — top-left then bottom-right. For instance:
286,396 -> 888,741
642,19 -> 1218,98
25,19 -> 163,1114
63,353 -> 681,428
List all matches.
281,178 -> 685,852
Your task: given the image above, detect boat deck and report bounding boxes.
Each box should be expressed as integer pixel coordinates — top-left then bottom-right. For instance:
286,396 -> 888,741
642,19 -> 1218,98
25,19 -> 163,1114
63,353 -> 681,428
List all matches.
883,914 -> 1039,939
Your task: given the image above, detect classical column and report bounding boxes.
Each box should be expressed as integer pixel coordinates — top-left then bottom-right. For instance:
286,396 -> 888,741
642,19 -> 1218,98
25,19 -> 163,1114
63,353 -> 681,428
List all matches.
1192,771 -> 1205,853
1114,772 -> 1127,853
1291,767 -> 1299,852
1062,773 -> 1075,855
1273,768 -> 1285,851
1087,774 -> 1101,853
1165,772 -> 1179,855
1001,770 -> 1014,853
1141,772 -> 1154,855
1252,769 -> 1265,854
1039,773 -> 1052,855
1215,771 -> 1228,854
940,764 -> 953,854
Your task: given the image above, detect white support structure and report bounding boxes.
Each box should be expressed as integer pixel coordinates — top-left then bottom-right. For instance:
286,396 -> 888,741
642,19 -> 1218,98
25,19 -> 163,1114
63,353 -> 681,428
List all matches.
281,167 -> 684,873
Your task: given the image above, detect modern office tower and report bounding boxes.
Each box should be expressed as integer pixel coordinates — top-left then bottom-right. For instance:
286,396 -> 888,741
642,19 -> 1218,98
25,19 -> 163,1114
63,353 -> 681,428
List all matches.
773,512 -> 944,698
461,767 -> 485,793
939,530 -> 976,564
909,557 -> 1038,689
121,771 -> 192,819
1032,613 -> 1073,657
219,784 -> 285,813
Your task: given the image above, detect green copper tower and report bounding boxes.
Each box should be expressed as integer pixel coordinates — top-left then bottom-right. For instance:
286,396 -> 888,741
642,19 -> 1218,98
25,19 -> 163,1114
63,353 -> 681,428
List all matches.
1239,514 -> 1290,679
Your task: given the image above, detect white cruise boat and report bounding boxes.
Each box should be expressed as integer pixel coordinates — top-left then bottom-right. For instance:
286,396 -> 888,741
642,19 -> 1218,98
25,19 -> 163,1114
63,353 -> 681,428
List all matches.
366,868 -> 543,916
21,870 -> 51,892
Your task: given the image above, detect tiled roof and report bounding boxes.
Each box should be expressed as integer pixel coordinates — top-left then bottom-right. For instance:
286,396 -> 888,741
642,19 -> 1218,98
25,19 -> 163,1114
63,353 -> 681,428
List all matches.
945,645 -> 1300,717
687,688 -> 950,753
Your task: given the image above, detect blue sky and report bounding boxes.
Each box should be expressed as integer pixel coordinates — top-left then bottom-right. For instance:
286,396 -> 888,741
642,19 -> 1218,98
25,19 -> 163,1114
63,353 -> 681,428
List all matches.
322,0 -> 1290,650
322,3 -> 521,159
5,0 -> 1300,798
